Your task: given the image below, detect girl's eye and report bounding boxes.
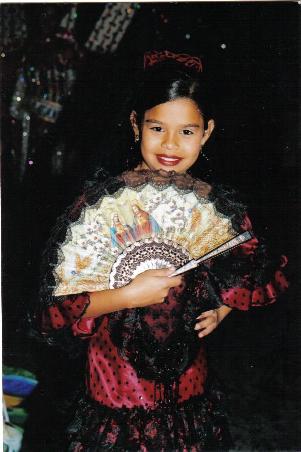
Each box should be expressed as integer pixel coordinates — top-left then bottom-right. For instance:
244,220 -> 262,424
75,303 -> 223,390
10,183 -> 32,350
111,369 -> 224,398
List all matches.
150,126 -> 163,132
182,129 -> 194,136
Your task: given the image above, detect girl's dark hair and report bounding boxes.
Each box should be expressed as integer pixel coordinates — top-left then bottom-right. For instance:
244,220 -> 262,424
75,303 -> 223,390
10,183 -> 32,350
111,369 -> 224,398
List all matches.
133,60 -> 213,128
91,54 -> 215,179
124,57 -> 215,177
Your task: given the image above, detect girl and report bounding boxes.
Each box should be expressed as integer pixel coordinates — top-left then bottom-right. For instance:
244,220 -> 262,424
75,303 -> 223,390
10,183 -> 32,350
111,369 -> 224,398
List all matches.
39,51 -> 289,451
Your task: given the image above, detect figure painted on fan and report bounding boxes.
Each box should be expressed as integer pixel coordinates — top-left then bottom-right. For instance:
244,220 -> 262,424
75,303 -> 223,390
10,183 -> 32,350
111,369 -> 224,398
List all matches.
39,49 -> 289,452
190,208 -> 202,233
131,203 -> 160,239
110,213 -> 135,248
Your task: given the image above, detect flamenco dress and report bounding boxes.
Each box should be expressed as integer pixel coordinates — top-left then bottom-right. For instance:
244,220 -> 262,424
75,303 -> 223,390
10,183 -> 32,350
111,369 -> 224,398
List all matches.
39,171 -> 289,451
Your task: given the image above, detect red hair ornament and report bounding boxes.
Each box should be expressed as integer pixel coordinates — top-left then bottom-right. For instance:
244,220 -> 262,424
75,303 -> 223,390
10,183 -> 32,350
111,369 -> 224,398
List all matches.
144,50 -> 203,73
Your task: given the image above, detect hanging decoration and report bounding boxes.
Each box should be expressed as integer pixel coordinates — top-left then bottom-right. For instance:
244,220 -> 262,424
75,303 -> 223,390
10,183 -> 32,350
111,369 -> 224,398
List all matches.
0,4 -> 27,54
85,3 -> 137,53
10,59 -> 77,179
8,3 -> 81,180
7,3 -> 139,180
56,4 -> 78,43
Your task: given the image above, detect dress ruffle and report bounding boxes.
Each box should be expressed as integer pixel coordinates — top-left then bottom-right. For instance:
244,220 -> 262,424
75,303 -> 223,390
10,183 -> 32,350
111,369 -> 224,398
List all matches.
41,294 -> 91,332
220,258 -> 289,311
66,379 -> 233,452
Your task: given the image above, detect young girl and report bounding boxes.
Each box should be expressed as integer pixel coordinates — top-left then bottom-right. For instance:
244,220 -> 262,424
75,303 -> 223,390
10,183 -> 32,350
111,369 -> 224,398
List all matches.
39,51 -> 289,451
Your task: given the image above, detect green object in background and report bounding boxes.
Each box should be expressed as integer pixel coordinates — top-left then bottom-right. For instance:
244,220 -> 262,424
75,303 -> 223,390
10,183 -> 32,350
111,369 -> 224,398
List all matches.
3,366 -> 36,380
7,407 -> 28,426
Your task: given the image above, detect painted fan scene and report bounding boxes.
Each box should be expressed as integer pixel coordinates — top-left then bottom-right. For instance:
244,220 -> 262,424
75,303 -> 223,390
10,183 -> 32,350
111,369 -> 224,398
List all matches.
55,179 -> 248,295
2,3 -> 300,452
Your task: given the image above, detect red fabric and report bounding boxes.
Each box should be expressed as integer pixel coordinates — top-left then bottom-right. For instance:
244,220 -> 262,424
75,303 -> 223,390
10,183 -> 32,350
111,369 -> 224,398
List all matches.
220,268 -> 289,311
86,317 -> 207,410
72,316 -> 96,336
220,216 -> 289,311
234,215 -> 259,256
41,292 -> 208,410
41,294 -> 91,331
41,213 -> 289,410
220,255 -> 289,311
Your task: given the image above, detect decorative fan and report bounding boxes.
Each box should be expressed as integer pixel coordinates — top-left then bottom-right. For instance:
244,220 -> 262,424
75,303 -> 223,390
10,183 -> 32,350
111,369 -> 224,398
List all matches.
53,170 -> 252,296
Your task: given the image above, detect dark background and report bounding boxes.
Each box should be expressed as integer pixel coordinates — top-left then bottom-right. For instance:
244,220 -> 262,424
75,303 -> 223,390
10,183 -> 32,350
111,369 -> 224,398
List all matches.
1,2 -> 300,450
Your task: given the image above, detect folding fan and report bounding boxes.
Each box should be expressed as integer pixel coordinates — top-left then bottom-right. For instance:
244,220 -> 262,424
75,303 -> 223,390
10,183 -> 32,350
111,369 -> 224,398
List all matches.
53,170 -> 252,296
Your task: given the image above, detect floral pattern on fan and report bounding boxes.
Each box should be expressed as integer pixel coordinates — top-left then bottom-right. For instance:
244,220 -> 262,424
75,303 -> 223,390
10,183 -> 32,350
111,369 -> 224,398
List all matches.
53,176 -> 236,296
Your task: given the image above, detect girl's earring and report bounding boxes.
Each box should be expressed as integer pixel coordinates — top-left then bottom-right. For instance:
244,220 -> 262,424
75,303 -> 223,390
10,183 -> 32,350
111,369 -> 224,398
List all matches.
135,135 -> 140,143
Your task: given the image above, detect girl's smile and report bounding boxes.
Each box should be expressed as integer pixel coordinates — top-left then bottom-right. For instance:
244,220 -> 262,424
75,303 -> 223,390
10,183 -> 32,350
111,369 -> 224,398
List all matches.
131,97 -> 215,174
155,154 -> 183,166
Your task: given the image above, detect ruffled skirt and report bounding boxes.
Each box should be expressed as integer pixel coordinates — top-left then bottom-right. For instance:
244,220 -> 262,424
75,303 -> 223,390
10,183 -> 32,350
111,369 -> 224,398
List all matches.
66,380 -> 233,452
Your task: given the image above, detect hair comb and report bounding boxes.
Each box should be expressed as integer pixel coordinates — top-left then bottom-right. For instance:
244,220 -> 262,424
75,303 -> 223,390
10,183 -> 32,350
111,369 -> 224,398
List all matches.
144,50 -> 203,73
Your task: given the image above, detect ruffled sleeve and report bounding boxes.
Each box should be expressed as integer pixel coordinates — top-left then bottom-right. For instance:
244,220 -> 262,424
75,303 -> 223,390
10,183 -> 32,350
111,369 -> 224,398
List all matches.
40,293 -> 100,338
210,215 -> 289,311
220,257 -> 289,311
37,178 -> 111,344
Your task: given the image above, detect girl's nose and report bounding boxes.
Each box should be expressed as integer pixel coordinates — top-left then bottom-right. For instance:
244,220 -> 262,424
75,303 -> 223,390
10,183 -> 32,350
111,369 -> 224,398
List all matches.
162,132 -> 178,150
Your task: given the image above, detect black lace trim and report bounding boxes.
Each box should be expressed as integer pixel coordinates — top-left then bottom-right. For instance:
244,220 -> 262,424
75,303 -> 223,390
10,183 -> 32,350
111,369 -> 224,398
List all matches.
208,183 -> 246,232
209,233 -> 279,290
107,265 -> 224,389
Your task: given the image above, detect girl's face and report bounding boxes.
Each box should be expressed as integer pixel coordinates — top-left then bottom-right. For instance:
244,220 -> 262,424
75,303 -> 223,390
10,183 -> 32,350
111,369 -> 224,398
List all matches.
131,98 -> 214,174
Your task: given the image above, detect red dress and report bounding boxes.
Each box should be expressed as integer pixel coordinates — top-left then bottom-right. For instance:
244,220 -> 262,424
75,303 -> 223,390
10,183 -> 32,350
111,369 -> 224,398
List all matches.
41,217 -> 288,451
39,172 -> 289,450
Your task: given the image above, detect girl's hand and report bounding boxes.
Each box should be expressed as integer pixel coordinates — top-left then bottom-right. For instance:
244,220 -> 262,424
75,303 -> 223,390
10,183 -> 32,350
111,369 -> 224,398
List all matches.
85,268 -> 182,318
194,305 -> 232,338
125,267 -> 182,309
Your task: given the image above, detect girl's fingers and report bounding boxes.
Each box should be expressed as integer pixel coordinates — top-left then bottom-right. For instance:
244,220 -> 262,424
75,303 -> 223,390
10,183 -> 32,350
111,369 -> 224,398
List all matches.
196,309 -> 215,320
197,324 -> 215,338
143,268 -> 181,288
167,275 -> 182,288
195,309 -> 219,338
150,267 -> 176,277
166,266 -> 176,276
194,317 -> 212,330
